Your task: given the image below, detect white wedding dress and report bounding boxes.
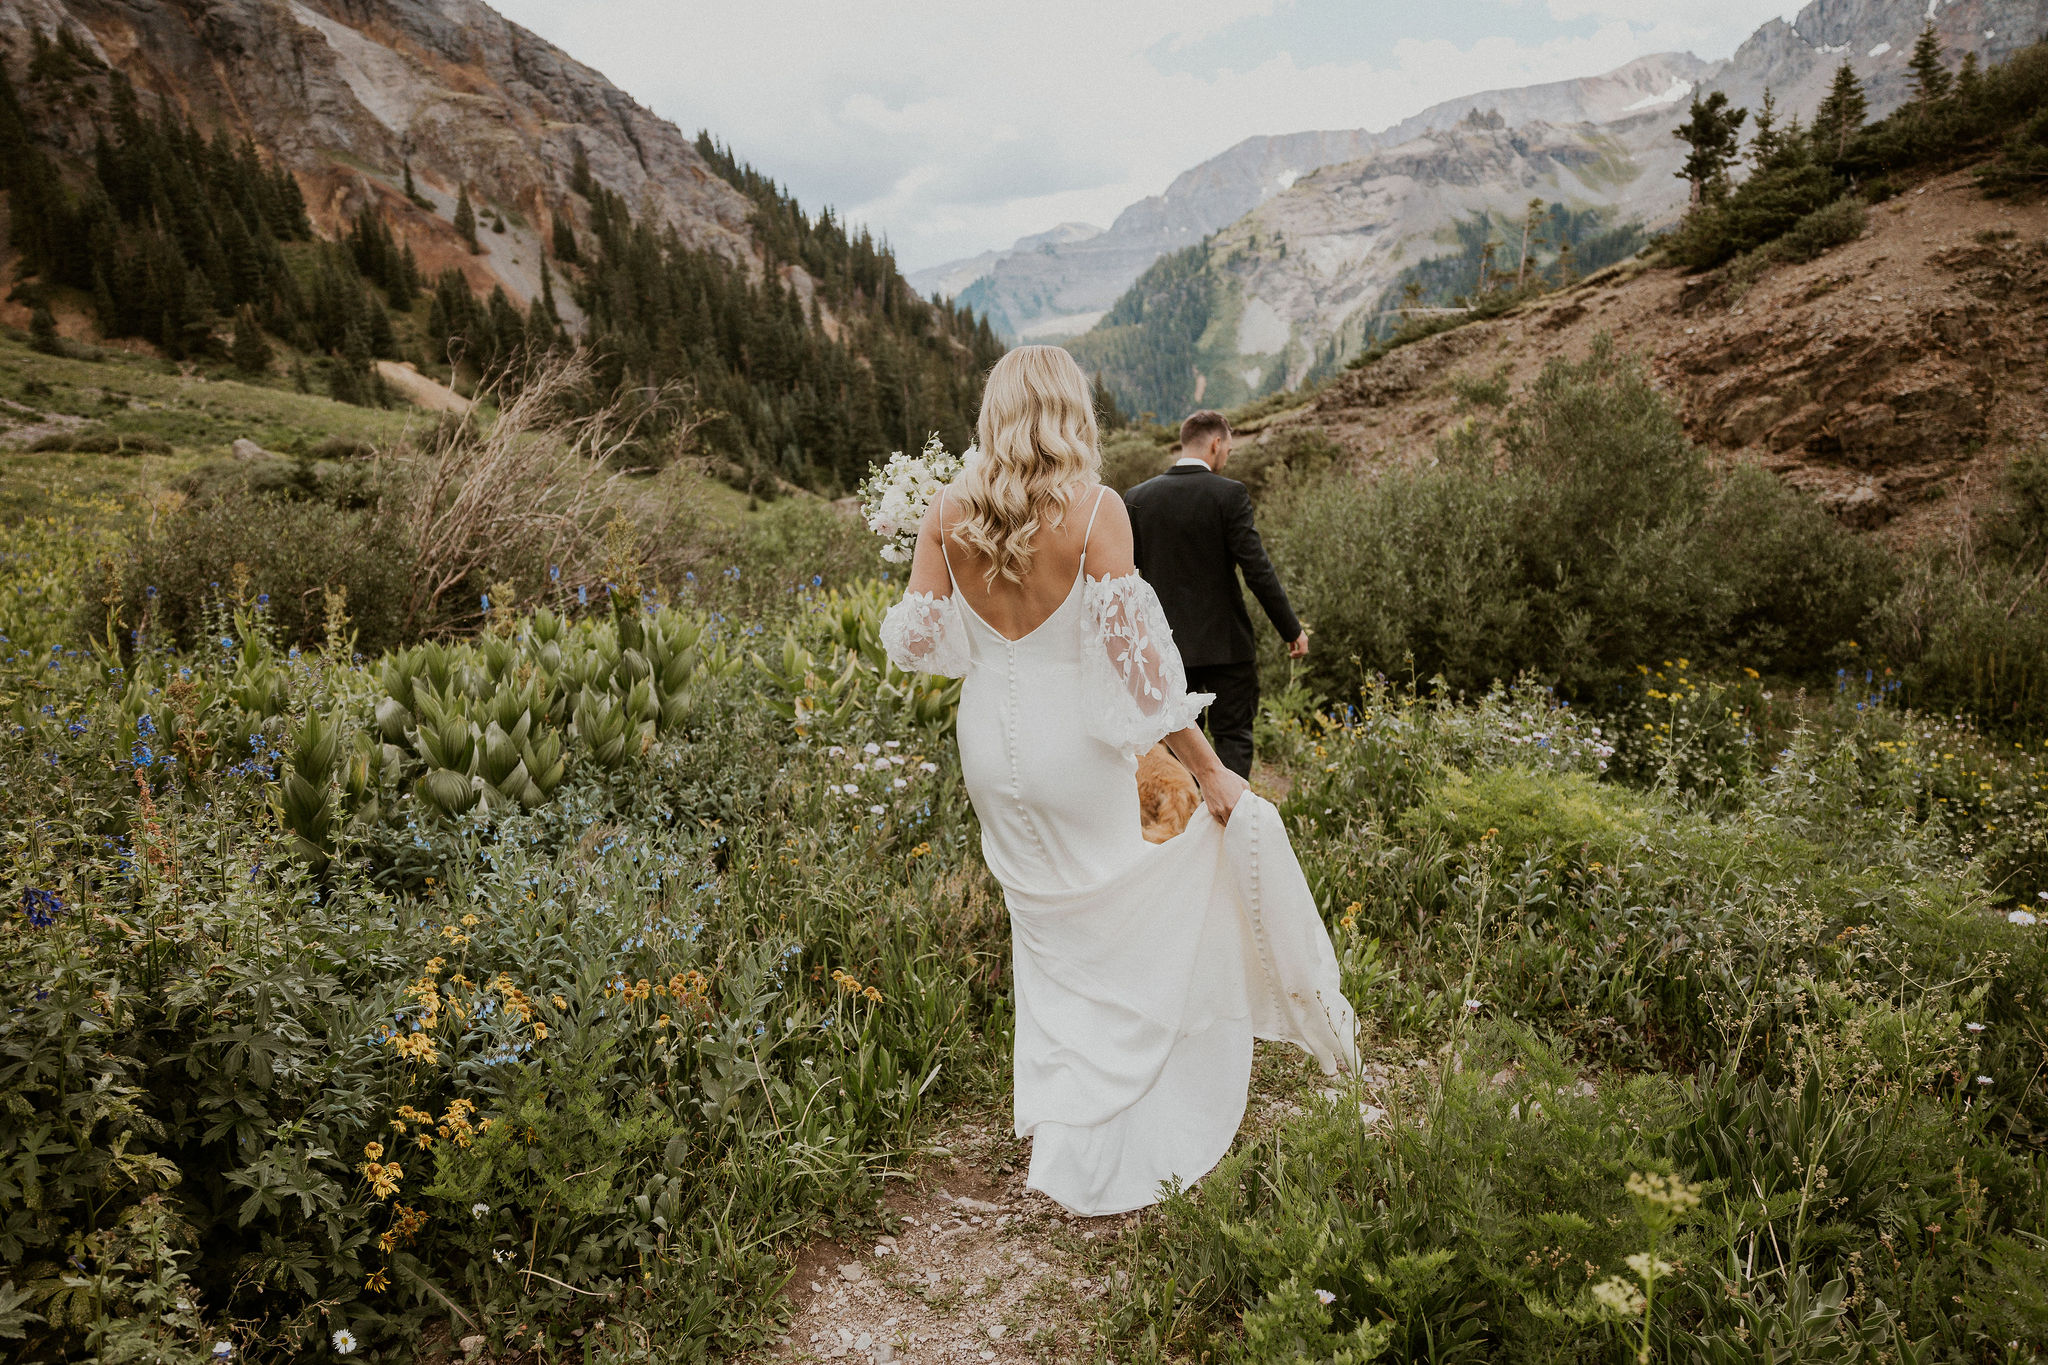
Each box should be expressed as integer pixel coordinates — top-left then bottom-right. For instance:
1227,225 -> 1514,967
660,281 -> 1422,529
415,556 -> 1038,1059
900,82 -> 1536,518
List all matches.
880,487 -> 1357,1216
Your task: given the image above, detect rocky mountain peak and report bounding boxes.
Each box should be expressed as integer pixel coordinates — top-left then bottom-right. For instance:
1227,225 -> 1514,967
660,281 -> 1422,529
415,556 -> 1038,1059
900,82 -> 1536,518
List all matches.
0,0 -> 764,312
922,0 -> 2043,353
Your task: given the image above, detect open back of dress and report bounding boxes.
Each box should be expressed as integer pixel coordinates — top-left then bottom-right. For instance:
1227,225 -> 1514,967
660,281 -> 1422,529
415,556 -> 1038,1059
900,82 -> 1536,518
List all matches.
882,487 -> 1357,1216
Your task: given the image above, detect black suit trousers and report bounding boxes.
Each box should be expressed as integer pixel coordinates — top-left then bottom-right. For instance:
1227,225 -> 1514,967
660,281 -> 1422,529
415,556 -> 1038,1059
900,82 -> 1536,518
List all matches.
1187,661 -> 1259,779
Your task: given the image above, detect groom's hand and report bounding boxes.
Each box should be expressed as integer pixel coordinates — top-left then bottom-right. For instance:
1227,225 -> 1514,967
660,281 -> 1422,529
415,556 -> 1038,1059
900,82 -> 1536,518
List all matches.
1288,631 -> 1310,659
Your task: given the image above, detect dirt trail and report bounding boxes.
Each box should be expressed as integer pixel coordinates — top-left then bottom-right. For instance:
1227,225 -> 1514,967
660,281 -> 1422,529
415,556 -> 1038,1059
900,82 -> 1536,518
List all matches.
760,1109 -> 1128,1365
755,1038 -> 1390,1365
375,360 -> 473,414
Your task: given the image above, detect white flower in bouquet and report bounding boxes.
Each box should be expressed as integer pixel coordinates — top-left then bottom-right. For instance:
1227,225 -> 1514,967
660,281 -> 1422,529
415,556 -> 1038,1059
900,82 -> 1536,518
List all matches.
857,432 -> 975,564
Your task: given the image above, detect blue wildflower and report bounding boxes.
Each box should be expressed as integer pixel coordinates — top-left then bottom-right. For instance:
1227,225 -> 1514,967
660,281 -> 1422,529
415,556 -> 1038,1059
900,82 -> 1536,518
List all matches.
21,888 -> 61,928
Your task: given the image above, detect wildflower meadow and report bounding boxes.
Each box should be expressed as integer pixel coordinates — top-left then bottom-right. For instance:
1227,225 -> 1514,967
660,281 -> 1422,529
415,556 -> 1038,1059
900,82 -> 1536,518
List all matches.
3,358 -> 2047,1362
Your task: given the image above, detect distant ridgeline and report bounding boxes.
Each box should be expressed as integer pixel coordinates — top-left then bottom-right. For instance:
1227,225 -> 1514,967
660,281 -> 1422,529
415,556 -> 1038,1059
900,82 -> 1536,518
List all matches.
1066,202 -> 1648,424
0,30 -> 1000,494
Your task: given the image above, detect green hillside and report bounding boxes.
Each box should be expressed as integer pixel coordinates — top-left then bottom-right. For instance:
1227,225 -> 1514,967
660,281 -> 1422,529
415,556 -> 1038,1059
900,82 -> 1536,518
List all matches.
0,327 -> 416,520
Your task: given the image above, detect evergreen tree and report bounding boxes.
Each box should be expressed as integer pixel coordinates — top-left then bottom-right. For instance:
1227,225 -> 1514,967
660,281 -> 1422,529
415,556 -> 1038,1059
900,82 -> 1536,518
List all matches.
28,303 -> 60,354
402,159 -> 432,210
453,184 -> 479,254
570,142 -> 592,198
1673,91 -> 1748,205
1749,87 -> 1785,166
176,270 -> 219,358
230,303 -> 271,373
1908,23 -> 1953,105
1475,239 -> 1500,294
551,214 -> 579,264
1515,197 -> 1545,286
538,255 -> 558,321
1090,370 -> 1125,431
1957,50 -> 1984,106
1552,235 -> 1575,285
329,323 -> 381,407
1812,62 -> 1869,159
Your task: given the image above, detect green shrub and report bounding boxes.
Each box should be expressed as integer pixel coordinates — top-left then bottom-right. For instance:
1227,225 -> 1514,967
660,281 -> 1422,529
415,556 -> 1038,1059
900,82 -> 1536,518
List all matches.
1226,425 -> 1347,502
1402,766 -> 1647,870
658,495 -> 880,622
0,581 -> 993,1361
1873,447 -> 2048,730
28,426 -> 173,455
1264,339 -> 1886,702
1100,428 -> 1171,491
1771,195 -> 1869,263
117,486 -> 414,654
1666,158 -> 1842,270
308,433 -> 378,461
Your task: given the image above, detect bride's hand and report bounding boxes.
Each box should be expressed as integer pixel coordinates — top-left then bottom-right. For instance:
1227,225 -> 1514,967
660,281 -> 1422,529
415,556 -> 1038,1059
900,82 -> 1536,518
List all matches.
1198,765 -> 1248,825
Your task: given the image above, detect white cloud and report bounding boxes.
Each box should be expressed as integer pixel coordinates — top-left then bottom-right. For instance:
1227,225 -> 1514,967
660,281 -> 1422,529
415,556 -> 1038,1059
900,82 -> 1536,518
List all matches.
487,1 -> 1806,270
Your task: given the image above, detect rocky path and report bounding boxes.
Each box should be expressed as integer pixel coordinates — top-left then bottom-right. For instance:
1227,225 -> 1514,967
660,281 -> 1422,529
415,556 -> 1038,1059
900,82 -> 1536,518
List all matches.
758,1107 -> 1133,1365
752,1044 -> 1363,1365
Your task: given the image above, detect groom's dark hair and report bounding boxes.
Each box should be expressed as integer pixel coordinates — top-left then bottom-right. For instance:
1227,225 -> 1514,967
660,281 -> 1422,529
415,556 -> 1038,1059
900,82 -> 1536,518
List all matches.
1180,409 -> 1230,452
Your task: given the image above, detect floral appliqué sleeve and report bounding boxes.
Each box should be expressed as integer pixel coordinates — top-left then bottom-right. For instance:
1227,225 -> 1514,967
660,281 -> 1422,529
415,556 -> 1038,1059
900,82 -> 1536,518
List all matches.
1079,573 -> 1213,760
879,591 -> 971,677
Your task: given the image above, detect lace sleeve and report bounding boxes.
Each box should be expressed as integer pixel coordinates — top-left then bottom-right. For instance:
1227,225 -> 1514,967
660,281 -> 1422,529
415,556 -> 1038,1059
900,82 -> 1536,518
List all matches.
1079,573 -> 1214,760
880,591 -> 971,677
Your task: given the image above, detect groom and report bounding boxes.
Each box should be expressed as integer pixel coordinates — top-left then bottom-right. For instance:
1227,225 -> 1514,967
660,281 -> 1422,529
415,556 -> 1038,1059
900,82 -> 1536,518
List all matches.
1124,410 -> 1308,779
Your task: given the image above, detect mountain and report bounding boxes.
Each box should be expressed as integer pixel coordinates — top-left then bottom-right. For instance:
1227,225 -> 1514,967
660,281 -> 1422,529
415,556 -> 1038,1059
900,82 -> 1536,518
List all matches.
914,52 -> 1711,343
1068,0 -> 2048,417
0,0 -> 753,312
913,221 -> 1101,308
0,0 -> 1002,492
1253,165 -> 2048,540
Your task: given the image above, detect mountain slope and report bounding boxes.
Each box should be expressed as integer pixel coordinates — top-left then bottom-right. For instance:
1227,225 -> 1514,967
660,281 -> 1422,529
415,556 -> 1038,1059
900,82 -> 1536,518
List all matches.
0,0 -> 1001,490
1071,0 -> 2048,418
1252,168 -> 2048,543
0,0 -> 754,304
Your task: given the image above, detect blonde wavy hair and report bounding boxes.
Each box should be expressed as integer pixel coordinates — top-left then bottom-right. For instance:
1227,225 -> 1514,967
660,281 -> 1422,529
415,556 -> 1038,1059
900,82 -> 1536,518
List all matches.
951,345 -> 1101,585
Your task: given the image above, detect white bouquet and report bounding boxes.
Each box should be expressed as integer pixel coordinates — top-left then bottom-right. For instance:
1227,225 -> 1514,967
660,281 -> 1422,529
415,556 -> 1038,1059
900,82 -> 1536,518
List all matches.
857,432 -> 975,564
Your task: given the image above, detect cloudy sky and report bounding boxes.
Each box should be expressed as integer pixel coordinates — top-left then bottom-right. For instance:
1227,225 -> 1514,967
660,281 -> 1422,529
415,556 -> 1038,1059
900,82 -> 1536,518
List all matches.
488,0 -> 1808,272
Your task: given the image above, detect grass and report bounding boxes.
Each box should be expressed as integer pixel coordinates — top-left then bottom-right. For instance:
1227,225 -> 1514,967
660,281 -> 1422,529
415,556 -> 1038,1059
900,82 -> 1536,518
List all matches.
0,329 -> 419,517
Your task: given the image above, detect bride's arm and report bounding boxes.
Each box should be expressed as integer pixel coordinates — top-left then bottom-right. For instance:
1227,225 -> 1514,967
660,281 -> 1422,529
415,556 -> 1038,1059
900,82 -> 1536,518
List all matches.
1085,497 -> 1248,824
905,499 -> 954,598
878,498 -> 969,675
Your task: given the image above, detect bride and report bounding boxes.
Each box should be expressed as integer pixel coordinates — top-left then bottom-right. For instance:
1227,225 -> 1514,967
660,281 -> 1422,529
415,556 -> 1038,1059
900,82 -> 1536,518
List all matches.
880,345 -> 1357,1217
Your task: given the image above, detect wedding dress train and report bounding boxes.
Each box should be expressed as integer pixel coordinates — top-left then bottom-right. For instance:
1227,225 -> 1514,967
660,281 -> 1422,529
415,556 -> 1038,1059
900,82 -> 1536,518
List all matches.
880,488 -> 1357,1216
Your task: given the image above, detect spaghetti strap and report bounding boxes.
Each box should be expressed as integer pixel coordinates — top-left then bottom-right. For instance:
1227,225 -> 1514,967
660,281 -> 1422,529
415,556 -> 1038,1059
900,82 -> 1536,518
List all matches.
936,488 -> 957,589
1078,486 -> 1109,577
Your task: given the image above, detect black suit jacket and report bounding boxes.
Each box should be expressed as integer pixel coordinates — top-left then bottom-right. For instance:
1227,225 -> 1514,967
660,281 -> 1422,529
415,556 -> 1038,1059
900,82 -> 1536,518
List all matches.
1123,464 -> 1301,668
